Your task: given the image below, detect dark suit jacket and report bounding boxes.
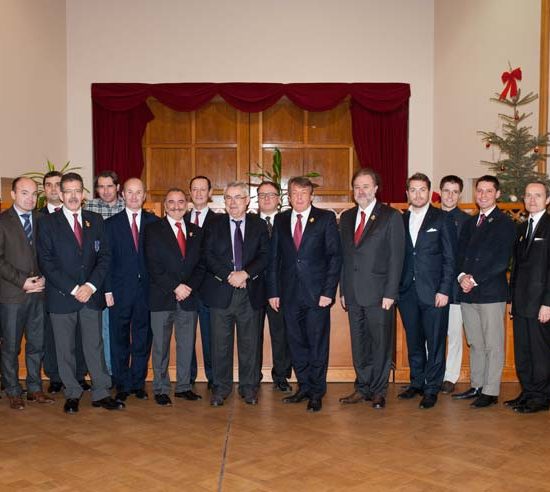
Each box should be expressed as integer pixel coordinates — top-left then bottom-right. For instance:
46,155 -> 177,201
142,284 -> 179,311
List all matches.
446,206 -> 471,304
340,202 -> 405,307
399,205 -> 455,306
202,213 -> 269,310
37,209 -> 110,314
144,217 -> 204,312
511,213 -> 550,317
267,206 -> 342,307
457,207 -> 516,304
0,207 -> 41,304
105,209 -> 159,307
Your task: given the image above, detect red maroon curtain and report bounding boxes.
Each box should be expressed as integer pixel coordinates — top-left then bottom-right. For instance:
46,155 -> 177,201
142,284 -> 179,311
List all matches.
92,82 -> 410,202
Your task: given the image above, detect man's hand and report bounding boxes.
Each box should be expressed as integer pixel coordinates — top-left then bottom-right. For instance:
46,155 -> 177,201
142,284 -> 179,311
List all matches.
539,305 -> 550,324
435,293 -> 449,308
459,274 -> 476,293
23,276 -> 45,293
75,284 -> 93,303
340,296 -> 347,311
269,297 -> 280,312
174,284 -> 192,302
382,298 -> 395,310
319,296 -> 332,308
105,293 -> 115,307
228,271 -> 248,289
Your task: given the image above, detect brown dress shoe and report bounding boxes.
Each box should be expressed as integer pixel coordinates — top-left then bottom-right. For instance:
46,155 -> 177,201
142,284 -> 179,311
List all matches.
8,395 -> 25,410
440,381 -> 455,394
339,391 -> 371,404
372,395 -> 386,409
27,391 -> 55,404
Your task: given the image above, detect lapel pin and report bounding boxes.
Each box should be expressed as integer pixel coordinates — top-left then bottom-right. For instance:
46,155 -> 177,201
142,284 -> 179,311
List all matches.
370,214 -> 376,221
189,231 -> 193,237
309,217 -> 315,223
488,217 -> 494,223
85,220 -> 90,228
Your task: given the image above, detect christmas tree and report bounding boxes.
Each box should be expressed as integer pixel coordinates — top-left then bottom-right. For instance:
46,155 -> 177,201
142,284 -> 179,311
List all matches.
478,66 -> 549,201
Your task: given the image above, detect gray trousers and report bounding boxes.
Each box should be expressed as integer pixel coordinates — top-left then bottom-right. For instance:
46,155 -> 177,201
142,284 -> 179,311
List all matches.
50,307 -> 111,401
0,295 -> 44,397
151,305 -> 197,395
461,302 -> 506,396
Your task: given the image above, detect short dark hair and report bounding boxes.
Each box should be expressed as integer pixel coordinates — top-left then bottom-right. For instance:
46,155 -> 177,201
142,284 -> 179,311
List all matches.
258,181 -> 280,194
189,175 -> 212,191
165,187 -> 187,198
407,172 -> 431,190
439,175 -> 464,192
61,172 -> 84,191
525,180 -> 550,198
475,174 -> 500,191
288,176 -> 314,193
43,170 -> 63,187
94,170 -> 119,189
351,168 -> 380,187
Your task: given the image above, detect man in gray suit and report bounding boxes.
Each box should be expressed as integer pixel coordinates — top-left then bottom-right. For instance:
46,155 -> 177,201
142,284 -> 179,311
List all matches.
339,168 -> 405,409
0,177 -> 54,410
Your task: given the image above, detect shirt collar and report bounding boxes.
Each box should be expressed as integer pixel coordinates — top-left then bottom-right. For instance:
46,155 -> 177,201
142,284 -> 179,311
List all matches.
13,204 -> 30,217
479,205 -> 496,217
358,199 -> 377,218
409,202 -> 430,215
292,206 -> 311,219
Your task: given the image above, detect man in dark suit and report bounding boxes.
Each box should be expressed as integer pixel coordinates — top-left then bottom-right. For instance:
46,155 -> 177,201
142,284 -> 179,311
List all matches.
39,170 -> 89,395
339,169 -> 405,409
186,175 -> 215,389
509,181 -> 550,413
105,178 -> 158,402
398,173 -> 454,409
145,188 -> 204,407
267,176 -> 342,413
453,175 -> 515,408
257,181 -> 292,393
203,181 -> 269,406
0,177 -> 54,410
439,175 -> 471,395
37,172 -> 122,414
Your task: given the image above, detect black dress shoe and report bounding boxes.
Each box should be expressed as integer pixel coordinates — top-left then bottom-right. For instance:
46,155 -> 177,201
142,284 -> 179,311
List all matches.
440,381 -> 455,394
452,387 -> 482,400
207,381 -> 214,391
514,402 -> 550,414
398,387 -> 423,399
273,380 -> 293,393
243,392 -> 258,405
372,395 -> 386,409
154,394 -> 172,406
131,389 -> 149,400
419,394 -> 438,409
504,393 -> 525,407
48,381 -> 64,394
115,391 -> 129,402
210,394 -> 224,407
92,396 -> 125,410
282,391 -> 308,404
79,380 -> 92,392
307,398 -> 322,412
175,390 -> 202,401
470,393 -> 498,408
64,398 -> 79,414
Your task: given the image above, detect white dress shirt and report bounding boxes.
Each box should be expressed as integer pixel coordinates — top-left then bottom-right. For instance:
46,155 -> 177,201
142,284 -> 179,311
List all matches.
355,199 -> 377,231
125,208 -> 142,230
408,203 -> 429,247
291,206 -> 312,237
166,214 -> 187,238
190,207 -> 210,228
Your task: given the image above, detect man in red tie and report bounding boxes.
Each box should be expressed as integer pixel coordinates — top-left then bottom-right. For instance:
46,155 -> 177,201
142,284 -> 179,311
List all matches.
144,188 -> 204,406
104,178 -> 158,402
267,176 -> 342,412
338,169 -> 405,409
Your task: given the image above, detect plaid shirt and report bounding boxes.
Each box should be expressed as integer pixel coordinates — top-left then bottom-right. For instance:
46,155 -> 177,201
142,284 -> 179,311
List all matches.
83,196 -> 125,219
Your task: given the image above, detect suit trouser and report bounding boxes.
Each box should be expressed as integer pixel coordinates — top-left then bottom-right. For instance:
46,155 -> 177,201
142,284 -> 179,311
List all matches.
0,295 -> 44,397
102,308 -> 111,374
513,315 -> 550,405
284,300 -> 330,399
150,305 -> 197,395
50,307 -> 111,401
191,299 -> 213,384
443,303 -> 464,384
398,286 -> 448,395
210,289 -> 261,398
461,302 -> 506,396
347,303 -> 394,398
109,283 -> 152,393
258,304 -> 292,383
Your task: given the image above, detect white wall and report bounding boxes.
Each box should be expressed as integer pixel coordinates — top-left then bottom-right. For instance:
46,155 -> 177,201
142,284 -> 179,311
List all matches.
434,0 -> 541,200
66,0 -> 435,187
0,0 -> 67,189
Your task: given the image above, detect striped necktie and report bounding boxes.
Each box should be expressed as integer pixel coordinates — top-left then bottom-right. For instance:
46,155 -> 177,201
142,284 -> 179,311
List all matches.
21,213 -> 32,244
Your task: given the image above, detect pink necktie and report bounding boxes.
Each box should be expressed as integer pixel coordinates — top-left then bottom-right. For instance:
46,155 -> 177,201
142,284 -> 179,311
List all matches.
73,213 -> 83,248
131,213 -> 139,251
175,222 -> 186,257
477,213 -> 486,227
293,214 -> 303,250
194,211 -> 200,226
354,211 -> 366,245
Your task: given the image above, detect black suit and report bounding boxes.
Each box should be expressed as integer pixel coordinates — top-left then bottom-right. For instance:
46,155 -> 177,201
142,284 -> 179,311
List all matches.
203,213 -> 269,398
340,202 -> 405,398
398,205 -> 455,395
267,206 -> 342,399
511,212 -> 550,405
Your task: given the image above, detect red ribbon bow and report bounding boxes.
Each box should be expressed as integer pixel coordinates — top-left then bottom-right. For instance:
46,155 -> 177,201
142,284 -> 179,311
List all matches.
499,67 -> 522,100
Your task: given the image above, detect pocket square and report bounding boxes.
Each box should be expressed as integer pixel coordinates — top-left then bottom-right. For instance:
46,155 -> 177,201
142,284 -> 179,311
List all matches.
534,237 -> 545,241
94,240 -> 100,252
426,228 -> 438,233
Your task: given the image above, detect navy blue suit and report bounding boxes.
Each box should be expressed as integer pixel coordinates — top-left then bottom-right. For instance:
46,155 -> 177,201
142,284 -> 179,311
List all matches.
267,206 -> 342,399
398,205 -> 455,395
105,209 -> 159,394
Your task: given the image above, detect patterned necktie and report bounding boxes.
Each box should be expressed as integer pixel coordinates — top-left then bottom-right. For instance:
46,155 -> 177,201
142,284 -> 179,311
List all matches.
194,210 -> 200,227
294,214 -> 303,250
525,217 -> 534,248
131,213 -> 139,251
477,213 -> 486,227
73,213 -> 83,248
233,220 -> 243,271
265,216 -> 273,237
175,222 -> 186,257
21,213 -> 32,244
354,211 -> 366,245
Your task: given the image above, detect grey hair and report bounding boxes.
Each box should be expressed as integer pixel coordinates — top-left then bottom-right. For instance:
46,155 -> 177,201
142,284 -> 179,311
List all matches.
224,181 -> 249,197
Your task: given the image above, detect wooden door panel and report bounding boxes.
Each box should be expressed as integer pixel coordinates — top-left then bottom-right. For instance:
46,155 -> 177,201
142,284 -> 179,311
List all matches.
262,98 -> 304,144
147,99 -> 192,144
195,101 -> 238,143
196,148 -> 238,190
308,102 -> 352,145
148,148 -> 192,190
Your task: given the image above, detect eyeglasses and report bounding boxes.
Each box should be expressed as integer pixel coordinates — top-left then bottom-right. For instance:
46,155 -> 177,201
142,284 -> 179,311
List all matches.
258,193 -> 279,200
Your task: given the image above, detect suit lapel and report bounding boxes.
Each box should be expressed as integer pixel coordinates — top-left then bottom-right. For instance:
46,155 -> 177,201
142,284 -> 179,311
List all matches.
416,205 -> 435,245
7,207 -> 28,247
297,206 -> 319,251
403,210 -> 414,248
57,209 -> 81,250
161,218 -> 184,259
355,201 -> 382,247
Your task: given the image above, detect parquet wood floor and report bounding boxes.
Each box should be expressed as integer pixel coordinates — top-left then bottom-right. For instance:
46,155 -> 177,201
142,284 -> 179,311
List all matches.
0,383 -> 549,491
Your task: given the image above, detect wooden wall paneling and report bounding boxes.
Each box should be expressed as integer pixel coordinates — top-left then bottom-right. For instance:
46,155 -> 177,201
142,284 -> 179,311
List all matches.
196,148 -> 238,190
147,98 -> 192,145
147,148 -> 192,197
307,101 -> 352,145
262,97 -> 304,144
195,99 -> 238,144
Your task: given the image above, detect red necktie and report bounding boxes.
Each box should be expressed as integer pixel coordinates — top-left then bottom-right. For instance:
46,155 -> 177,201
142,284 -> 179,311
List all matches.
175,222 -> 186,257
194,211 -> 200,226
131,213 -> 139,251
293,214 -> 303,250
354,211 -> 366,245
477,213 -> 486,227
73,213 -> 83,248
54,207 -> 61,212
